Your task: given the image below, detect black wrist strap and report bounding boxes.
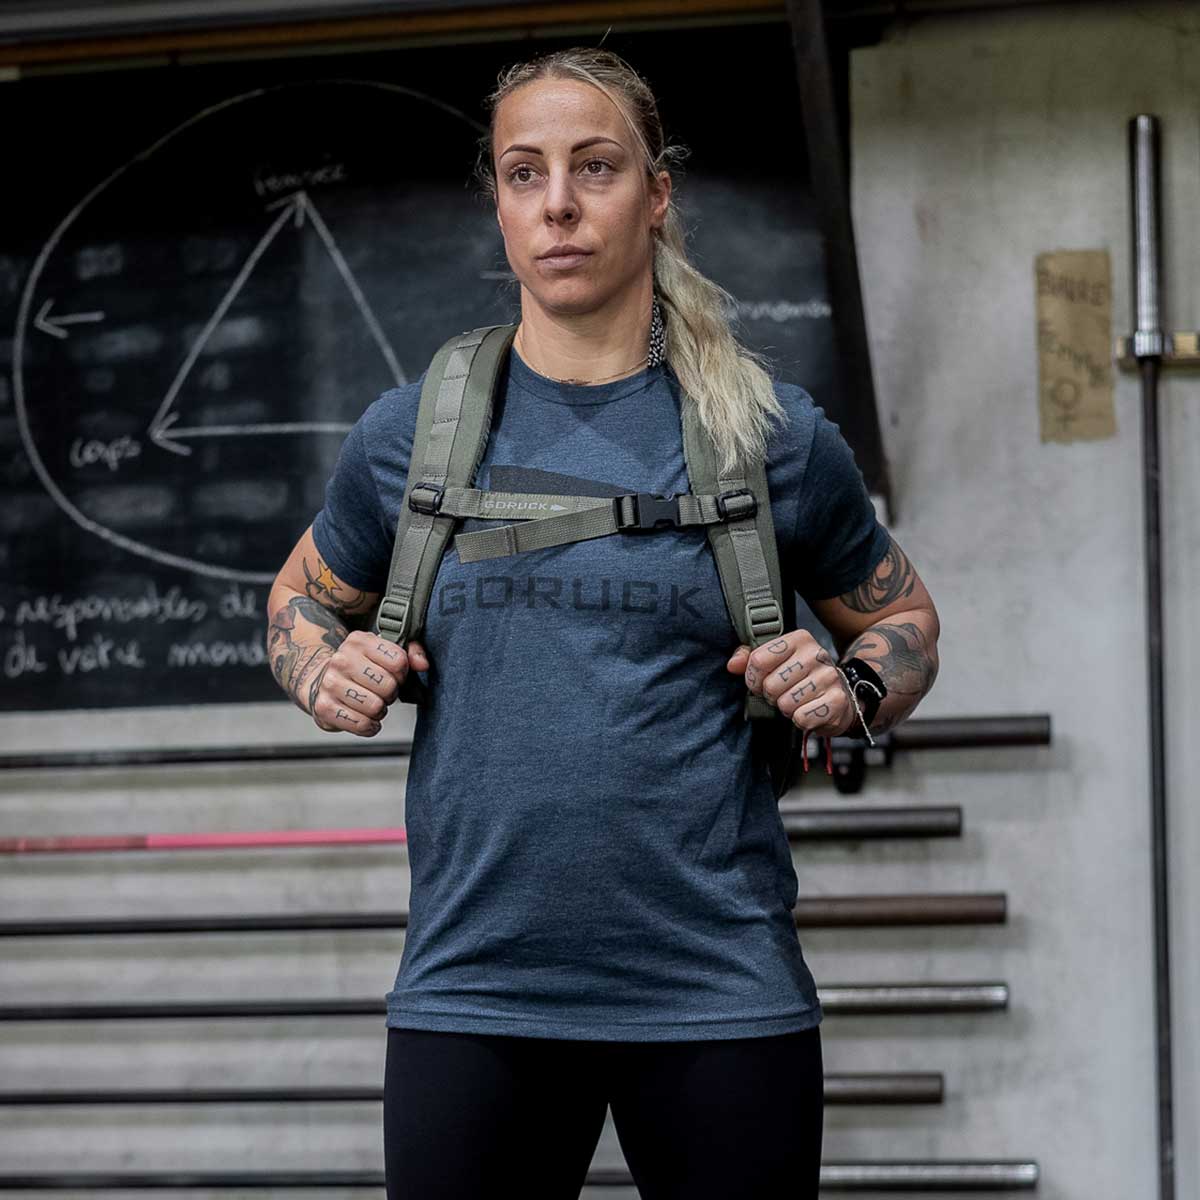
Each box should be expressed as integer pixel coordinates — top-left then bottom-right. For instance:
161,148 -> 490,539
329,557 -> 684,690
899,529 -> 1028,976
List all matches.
837,656 -> 887,730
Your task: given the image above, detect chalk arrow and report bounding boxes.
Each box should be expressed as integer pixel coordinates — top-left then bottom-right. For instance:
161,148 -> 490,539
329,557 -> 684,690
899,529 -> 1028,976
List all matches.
148,410 -> 354,458
35,298 -> 105,339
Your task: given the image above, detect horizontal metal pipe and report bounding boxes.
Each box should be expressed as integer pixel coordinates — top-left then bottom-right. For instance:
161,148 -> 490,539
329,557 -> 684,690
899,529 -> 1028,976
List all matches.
824,1073 -> 944,1103
816,1160 -> 1040,1189
794,893 -> 1006,926
0,983 -> 1008,1022
818,983 -> 1009,1014
0,714 -> 1050,771
0,892 -> 1005,938
0,1072 -> 943,1106
780,804 -> 961,839
0,805 -> 963,857
886,715 -> 1050,750
0,1159 -> 1040,1190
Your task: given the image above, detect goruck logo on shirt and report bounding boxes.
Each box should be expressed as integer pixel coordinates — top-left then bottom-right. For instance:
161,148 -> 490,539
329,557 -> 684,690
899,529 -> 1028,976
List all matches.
438,465 -> 706,620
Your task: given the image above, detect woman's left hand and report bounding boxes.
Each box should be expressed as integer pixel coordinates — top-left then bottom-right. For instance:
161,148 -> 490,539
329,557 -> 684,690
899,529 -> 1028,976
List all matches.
726,630 -> 855,737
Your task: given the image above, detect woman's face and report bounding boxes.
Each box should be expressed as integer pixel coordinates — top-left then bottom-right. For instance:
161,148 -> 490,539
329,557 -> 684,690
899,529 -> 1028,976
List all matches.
492,77 -> 670,316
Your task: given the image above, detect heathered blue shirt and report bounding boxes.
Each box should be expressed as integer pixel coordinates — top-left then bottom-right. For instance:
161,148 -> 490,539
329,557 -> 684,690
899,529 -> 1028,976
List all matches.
311,344 -> 891,1042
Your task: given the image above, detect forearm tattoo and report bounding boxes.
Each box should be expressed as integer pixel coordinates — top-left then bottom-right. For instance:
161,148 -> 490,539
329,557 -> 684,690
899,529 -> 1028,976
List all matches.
841,620 -> 938,734
827,536 -> 939,732
268,594 -> 350,714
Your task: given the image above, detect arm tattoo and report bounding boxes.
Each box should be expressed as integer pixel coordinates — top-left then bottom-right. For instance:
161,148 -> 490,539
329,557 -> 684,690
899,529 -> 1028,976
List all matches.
840,537 -> 916,614
301,553 -> 377,621
844,620 -> 938,699
268,594 -> 350,714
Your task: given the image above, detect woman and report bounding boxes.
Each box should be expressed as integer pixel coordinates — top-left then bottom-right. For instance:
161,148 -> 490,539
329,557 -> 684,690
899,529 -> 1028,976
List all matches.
267,46 -> 940,1200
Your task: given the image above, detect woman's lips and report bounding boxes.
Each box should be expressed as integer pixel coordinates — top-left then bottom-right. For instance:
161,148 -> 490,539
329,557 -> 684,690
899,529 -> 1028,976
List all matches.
538,251 -> 591,270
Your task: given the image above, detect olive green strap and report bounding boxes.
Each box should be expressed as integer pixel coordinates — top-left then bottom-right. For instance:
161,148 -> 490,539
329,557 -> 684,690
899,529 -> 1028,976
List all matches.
374,323 -> 517,702
679,397 -> 785,721
451,489 -> 756,562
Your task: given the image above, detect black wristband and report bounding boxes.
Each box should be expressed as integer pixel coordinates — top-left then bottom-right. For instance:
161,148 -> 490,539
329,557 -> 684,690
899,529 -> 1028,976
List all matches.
837,657 -> 887,731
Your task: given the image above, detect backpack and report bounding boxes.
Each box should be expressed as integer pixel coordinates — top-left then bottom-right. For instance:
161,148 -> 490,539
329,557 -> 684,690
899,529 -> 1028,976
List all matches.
370,323 -> 805,799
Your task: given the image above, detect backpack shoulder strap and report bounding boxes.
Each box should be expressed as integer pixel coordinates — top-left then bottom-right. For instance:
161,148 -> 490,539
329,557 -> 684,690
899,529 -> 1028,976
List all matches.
679,396 -> 786,721
680,393 -> 800,799
374,322 -> 518,703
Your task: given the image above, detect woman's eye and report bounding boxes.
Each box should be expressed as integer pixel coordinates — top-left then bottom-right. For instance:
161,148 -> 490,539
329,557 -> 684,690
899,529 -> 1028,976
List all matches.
508,165 -> 536,184
582,159 -> 613,176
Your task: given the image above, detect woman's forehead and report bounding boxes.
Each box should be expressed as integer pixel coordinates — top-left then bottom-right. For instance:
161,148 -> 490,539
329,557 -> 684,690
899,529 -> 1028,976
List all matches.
495,78 -> 630,146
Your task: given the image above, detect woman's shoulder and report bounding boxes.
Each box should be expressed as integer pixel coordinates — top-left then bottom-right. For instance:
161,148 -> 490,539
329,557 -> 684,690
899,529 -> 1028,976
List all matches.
357,376 -> 424,433
764,377 -> 822,468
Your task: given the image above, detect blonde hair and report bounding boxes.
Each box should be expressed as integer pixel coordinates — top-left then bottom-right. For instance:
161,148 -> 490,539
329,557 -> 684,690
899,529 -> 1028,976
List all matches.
473,46 -> 788,477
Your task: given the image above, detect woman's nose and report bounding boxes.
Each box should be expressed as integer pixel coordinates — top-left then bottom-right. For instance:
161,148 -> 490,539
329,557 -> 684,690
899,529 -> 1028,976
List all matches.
543,170 -> 578,224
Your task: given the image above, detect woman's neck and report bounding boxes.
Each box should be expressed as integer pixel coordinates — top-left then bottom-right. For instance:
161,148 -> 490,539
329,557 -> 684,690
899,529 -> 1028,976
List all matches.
515,285 -> 653,385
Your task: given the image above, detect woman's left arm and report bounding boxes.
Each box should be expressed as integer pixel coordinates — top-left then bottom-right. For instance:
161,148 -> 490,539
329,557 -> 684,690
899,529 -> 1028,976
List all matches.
807,533 -> 940,735
728,533 -> 940,738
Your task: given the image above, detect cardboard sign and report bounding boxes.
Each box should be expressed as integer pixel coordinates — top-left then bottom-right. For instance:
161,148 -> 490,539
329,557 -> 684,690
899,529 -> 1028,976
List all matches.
1035,250 -> 1116,442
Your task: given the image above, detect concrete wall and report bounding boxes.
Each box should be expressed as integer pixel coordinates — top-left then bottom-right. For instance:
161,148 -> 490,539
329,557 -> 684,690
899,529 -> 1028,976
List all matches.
1,2 -> 1197,1195
840,1 -> 1198,1194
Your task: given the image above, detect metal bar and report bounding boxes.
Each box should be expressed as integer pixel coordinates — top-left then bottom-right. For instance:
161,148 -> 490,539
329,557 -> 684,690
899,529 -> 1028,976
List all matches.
817,983 -> 1009,1014
0,983 -> 1008,1022
779,804 -> 961,839
885,714 -> 1050,750
0,892 -> 1004,937
784,0 -> 891,509
0,795 -> 972,859
0,806 -> 961,856
816,1161 -> 1039,1189
0,714 -> 1050,771
1128,111 -> 1175,1200
824,1073 -> 943,1103
794,892 -> 1005,926
0,1072 -> 943,1106
0,1160 -> 1040,1190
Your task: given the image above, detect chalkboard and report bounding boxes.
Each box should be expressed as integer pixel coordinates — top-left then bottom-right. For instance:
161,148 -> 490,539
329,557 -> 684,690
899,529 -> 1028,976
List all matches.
0,21 -> 850,712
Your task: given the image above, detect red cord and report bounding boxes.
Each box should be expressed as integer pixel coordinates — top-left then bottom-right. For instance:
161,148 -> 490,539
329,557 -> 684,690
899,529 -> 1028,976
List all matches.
800,730 -> 835,775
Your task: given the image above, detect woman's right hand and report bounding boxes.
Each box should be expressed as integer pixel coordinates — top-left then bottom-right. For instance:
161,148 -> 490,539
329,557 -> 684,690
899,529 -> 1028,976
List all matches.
312,632 -> 430,736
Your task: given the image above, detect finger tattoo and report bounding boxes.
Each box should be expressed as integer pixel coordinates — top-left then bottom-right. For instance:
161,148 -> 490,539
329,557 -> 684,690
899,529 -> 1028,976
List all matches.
361,665 -> 384,685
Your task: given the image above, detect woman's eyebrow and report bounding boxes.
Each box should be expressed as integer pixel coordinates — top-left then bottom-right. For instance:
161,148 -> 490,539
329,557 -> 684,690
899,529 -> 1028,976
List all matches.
498,135 -> 625,160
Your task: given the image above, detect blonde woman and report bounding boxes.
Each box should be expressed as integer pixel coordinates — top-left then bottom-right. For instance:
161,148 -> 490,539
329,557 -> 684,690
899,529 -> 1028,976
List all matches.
267,46 -> 940,1200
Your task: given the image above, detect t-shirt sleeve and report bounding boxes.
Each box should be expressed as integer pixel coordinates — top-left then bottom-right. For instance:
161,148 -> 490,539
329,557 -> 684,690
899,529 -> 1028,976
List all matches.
310,417 -> 391,592
792,406 -> 892,603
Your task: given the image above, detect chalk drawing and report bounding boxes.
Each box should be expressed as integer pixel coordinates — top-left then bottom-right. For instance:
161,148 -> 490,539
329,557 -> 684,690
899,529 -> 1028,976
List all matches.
13,79 -> 485,584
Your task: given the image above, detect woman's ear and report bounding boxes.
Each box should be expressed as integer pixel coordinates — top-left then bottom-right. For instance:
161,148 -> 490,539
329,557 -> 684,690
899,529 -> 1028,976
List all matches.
649,170 -> 672,231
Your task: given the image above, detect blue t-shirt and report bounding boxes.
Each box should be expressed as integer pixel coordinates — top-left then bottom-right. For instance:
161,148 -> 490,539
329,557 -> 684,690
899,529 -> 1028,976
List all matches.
312,345 -> 890,1042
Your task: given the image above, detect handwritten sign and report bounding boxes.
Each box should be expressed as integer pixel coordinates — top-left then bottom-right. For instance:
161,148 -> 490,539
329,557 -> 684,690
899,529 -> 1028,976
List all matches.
1035,250 -> 1116,442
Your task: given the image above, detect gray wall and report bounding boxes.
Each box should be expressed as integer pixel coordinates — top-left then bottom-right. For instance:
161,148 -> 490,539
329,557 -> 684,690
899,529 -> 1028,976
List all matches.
841,0 -> 1197,1194
1,2 -> 1196,1195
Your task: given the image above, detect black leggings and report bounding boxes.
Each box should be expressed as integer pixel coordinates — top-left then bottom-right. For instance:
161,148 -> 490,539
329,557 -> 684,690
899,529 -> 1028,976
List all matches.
383,1023 -> 824,1199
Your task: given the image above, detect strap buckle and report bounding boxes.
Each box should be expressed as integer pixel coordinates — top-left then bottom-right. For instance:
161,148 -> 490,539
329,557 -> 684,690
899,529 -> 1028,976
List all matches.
745,598 -> 784,639
376,596 -> 410,638
716,487 -> 757,521
408,483 -> 444,515
615,492 -> 683,531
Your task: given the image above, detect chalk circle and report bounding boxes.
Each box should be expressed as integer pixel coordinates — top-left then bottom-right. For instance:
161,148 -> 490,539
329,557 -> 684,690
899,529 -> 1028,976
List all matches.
13,80 -> 487,583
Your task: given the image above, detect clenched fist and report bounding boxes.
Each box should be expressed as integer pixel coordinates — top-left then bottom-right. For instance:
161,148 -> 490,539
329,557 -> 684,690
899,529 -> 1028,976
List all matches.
312,632 -> 429,737
726,629 -> 855,738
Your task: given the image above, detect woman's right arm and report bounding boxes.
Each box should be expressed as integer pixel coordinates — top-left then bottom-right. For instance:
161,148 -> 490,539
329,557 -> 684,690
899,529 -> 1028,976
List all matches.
265,523 -> 428,736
